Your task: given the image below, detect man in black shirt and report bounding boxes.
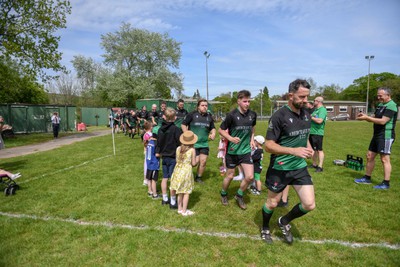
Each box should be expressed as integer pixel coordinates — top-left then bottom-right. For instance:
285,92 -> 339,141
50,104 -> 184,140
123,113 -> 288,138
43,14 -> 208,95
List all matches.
260,79 -> 315,244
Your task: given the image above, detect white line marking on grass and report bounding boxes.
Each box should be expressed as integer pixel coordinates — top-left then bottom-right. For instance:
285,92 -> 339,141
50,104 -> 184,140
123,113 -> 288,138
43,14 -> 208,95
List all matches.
20,155 -> 112,184
1,212 -> 399,250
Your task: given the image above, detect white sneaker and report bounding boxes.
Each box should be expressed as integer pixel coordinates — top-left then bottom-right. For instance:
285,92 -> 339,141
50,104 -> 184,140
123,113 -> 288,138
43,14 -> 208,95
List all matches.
182,210 -> 195,216
11,173 -> 21,180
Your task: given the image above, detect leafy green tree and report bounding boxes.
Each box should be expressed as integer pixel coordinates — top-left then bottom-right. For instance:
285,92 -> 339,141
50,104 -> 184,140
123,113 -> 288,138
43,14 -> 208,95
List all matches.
0,0 -> 71,81
341,72 -> 399,109
213,92 -> 235,115
0,59 -> 48,104
71,55 -> 101,92
99,23 -> 183,105
316,84 -> 343,100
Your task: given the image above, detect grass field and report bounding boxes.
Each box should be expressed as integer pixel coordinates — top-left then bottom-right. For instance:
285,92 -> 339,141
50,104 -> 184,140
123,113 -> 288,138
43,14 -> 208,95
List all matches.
1,121 -> 399,266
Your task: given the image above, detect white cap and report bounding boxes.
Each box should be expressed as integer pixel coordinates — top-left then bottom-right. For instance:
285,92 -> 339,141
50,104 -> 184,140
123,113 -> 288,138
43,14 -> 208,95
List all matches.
254,135 -> 265,145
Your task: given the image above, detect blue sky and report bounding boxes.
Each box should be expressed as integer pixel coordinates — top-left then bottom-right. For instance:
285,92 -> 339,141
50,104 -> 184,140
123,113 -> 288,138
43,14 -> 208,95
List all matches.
58,0 -> 400,98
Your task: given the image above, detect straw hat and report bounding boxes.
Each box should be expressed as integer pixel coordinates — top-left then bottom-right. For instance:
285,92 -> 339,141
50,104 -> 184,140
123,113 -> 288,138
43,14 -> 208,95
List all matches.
180,131 -> 198,145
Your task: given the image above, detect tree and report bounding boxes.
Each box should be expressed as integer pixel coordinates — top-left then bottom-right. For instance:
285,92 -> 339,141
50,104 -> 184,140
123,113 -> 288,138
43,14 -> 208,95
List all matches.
306,77 -> 317,95
100,23 -> 183,104
71,55 -> 101,92
46,73 -> 80,105
0,58 -> 49,104
0,0 -> 71,81
316,84 -> 343,100
341,72 -> 399,109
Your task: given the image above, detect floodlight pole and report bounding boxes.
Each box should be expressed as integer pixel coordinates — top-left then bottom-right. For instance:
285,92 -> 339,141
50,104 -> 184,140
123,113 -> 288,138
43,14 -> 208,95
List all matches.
260,89 -> 263,119
365,55 -> 374,114
204,51 -> 210,101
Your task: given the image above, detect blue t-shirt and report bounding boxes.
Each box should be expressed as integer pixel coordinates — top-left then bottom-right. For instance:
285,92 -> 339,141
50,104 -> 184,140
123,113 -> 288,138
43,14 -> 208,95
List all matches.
146,139 -> 160,171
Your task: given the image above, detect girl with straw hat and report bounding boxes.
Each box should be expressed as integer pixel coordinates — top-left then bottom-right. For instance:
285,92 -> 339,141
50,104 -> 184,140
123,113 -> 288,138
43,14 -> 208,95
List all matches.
170,131 -> 198,216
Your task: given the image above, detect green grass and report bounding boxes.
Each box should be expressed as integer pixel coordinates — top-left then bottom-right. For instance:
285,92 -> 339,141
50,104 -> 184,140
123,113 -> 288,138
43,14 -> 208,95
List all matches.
1,121 -> 399,266
2,126 -> 108,148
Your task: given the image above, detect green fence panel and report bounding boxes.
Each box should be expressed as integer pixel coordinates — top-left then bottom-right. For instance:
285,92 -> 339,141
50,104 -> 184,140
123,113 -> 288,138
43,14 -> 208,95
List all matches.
0,104 -> 76,134
27,106 -> 46,133
81,107 -> 109,126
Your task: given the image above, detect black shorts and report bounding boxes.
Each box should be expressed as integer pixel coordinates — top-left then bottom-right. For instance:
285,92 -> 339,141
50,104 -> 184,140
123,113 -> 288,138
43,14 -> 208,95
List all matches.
195,147 -> 209,156
309,135 -> 323,151
369,137 -> 394,155
146,170 -> 159,181
265,167 -> 313,193
225,153 -> 253,169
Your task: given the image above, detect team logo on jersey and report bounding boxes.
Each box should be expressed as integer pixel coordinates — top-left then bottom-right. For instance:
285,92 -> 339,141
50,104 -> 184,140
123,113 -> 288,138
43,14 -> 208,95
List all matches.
196,115 -> 199,118
249,115 -> 252,121
272,182 -> 278,190
237,116 -> 240,120
278,161 -> 284,165
304,115 -> 309,121
289,118 -> 293,123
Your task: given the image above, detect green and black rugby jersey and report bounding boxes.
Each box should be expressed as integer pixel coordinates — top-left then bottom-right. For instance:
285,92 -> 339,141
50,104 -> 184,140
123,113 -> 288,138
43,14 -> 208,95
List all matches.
267,105 -> 311,171
182,111 -> 215,148
128,114 -> 137,126
175,108 -> 188,128
220,108 -> 257,155
373,99 -> 398,139
156,110 -> 165,125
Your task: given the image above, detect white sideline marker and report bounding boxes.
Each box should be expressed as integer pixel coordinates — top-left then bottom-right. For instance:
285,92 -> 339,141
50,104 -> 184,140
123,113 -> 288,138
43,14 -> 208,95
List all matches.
0,211 -> 398,250
20,155 -> 112,184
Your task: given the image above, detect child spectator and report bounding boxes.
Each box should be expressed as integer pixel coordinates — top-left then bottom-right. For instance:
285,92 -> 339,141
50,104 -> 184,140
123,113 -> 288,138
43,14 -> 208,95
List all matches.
145,132 -> 160,199
217,134 -> 227,176
142,121 -> 153,186
249,135 -> 265,195
155,107 -> 182,209
170,131 -> 198,216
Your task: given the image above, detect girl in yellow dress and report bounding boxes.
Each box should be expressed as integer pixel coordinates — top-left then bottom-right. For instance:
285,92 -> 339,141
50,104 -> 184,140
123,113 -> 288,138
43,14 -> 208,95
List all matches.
170,131 -> 198,216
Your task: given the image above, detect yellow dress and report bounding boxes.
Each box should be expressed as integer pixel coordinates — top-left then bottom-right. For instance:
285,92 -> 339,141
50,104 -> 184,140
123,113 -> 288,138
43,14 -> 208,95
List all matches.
170,147 -> 194,194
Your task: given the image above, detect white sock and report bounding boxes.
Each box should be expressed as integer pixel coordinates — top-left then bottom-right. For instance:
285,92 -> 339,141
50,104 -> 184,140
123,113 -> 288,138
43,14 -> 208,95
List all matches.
233,172 -> 244,181
170,195 -> 176,205
163,194 -> 168,201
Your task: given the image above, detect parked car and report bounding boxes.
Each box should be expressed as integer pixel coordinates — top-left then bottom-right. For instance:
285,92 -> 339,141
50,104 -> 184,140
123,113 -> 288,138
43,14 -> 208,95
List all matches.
330,113 -> 350,121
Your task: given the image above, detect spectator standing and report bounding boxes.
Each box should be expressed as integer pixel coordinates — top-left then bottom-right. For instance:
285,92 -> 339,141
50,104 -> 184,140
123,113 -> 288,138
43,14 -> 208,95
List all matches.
0,115 -> 5,149
309,96 -> 327,172
355,87 -> 398,190
170,131 -> 198,216
51,112 -> 61,139
155,107 -> 182,209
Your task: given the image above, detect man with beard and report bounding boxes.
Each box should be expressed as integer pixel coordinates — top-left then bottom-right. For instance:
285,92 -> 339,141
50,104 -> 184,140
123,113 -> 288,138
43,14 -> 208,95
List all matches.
175,99 -> 188,129
260,79 -> 315,244
182,99 -> 216,183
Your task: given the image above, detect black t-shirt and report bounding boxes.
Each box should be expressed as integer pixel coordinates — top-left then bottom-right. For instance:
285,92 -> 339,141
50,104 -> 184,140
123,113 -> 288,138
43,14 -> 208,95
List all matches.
266,105 -> 311,170
138,110 -> 149,120
252,148 -> 263,174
